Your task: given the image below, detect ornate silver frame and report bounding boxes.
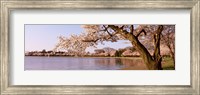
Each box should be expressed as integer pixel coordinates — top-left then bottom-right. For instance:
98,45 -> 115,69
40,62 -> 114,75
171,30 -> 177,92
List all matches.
0,0 -> 199,94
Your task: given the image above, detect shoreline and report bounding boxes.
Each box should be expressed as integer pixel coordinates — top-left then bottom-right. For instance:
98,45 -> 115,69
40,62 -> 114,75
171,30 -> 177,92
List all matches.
25,55 -> 142,59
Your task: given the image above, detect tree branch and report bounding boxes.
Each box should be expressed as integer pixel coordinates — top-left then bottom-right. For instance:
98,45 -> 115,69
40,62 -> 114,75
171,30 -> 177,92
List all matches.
103,25 -> 112,37
153,25 -> 163,60
136,29 -> 146,37
82,25 -> 119,43
130,25 -> 134,34
120,25 -> 125,29
82,39 -> 99,42
107,25 -> 129,36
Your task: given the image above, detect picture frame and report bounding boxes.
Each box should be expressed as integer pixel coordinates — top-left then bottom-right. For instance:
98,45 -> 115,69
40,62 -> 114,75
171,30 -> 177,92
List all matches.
0,0 -> 199,94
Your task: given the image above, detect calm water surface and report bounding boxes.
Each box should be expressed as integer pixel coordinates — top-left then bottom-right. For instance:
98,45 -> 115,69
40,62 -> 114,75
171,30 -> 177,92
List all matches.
25,56 -> 147,70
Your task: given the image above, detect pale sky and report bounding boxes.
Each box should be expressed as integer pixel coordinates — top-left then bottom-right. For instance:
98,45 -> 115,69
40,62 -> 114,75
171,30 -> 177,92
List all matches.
25,25 -> 132,53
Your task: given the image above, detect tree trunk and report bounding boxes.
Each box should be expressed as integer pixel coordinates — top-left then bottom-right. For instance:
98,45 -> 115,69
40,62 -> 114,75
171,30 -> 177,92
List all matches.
167,44 -> 175,66
130,36 -> 162,70
172,54 -> 175,66
152,25 -> 163,70
170,50 -> 175,66
108,25 -> 163,70
129,26 -> 163,70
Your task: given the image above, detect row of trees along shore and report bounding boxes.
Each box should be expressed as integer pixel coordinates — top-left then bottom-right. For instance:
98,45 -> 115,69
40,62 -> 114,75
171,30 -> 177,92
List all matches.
25,45 -> 171,57
53,25 -> 175,70
26,47 -> 142,57
26,44 -> 171,57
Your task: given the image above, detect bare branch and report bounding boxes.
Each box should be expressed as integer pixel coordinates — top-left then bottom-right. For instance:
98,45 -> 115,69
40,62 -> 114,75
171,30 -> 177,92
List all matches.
120,25 -> 125,29
107,25 -> 129,36
136,29 -> 146,37
130,25 -> 134,34
103,25 -> 112,37
82,39 -> 99,42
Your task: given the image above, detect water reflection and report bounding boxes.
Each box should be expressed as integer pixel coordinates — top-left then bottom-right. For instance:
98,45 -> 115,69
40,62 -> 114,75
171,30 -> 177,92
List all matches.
25,56 -> 147,70
94,58 -> 147,70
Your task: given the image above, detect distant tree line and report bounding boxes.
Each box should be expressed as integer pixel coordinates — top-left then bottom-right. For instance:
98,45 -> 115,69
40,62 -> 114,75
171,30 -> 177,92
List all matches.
25,49 -> 70,57
25,45 -> 170,58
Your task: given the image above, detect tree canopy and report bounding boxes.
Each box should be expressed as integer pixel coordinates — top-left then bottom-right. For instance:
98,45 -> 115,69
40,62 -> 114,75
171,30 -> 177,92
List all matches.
54,25 -> 175,70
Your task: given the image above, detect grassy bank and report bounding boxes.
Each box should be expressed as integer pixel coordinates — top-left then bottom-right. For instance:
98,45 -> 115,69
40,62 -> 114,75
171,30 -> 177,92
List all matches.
162,57 -> 175,70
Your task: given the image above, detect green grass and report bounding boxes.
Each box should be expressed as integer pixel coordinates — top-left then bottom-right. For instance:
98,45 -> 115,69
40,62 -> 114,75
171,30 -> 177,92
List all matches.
162,57 -> 175,70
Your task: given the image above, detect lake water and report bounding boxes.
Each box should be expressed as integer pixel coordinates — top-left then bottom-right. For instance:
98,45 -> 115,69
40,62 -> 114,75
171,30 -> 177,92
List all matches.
25,56 -> 147,70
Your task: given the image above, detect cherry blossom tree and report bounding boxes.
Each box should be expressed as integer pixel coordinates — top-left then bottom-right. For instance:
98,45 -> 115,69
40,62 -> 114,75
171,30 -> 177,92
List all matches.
103,47 -> 116,56
161,25 -> 175,65
132,25 -> 175,65
54,33 -> 96,56
55,24 -> 175,70
81,25 -> 164,70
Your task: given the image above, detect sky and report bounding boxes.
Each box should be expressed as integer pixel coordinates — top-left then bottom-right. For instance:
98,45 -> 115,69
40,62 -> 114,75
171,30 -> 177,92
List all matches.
25,25 -> 132,53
